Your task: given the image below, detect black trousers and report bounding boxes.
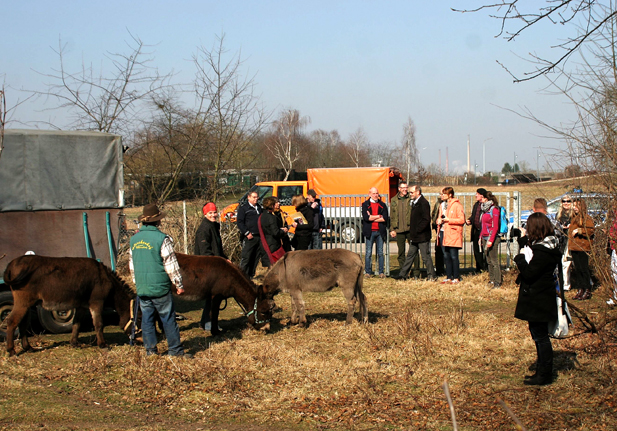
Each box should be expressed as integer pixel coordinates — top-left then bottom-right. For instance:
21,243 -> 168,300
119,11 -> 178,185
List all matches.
571,250 -> 591,291
240,236 -> 268,278
471,230 -> 487,272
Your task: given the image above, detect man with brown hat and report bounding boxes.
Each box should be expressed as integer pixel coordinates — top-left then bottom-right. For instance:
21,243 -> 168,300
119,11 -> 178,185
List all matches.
129,203 -> 190,357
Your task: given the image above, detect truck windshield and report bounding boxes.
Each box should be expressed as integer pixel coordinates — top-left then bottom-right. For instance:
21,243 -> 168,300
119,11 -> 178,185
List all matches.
240,185 -> 273,205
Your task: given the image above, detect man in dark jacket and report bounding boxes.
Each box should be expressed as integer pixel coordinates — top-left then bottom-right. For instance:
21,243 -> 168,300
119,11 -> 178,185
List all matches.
194,202 -> 226,331
466,188 -> 488,273
306,189 -> 325,249
390,182 -> 413,272
361,187 -> 389,278
237,191 -> 268,279
431,197 -> 445,276
395,186 -> 436,280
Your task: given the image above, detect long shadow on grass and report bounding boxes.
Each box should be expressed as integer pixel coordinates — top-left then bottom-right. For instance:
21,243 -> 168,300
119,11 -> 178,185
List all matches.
262,310 -> 388,332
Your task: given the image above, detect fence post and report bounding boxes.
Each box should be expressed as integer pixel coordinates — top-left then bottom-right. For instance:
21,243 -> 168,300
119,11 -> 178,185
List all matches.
183,200 -> 188,254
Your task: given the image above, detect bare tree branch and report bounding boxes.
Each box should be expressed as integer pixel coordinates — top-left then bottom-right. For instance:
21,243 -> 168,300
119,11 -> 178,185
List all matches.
29,32 -> 173,135
454,1 -> 617,81
266,108 -> 310,180
347,127 -> 369,167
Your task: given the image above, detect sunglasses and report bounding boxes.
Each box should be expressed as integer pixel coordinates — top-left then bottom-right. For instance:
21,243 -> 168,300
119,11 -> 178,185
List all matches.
562,200 -> 572,203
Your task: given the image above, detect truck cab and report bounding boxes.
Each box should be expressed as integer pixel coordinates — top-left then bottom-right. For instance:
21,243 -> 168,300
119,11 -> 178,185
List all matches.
222,181 -> 307,222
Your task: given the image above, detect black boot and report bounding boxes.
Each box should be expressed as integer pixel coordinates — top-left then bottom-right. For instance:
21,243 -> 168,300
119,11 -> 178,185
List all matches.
525,341 -> 540,380
525,338 -> 553,386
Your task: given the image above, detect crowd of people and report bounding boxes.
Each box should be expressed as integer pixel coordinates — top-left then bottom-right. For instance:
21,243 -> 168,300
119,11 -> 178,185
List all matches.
128,183 -> 616,373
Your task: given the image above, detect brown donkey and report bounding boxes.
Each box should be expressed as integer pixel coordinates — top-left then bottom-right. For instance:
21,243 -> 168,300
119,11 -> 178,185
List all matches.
3,255 -> 134,356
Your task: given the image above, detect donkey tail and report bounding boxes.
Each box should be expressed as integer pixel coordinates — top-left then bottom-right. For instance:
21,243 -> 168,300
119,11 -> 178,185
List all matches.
353,261 -> 368,324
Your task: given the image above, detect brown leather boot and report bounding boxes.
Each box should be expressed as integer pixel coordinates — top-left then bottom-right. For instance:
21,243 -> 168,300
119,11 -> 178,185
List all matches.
572,289 -> 583,300
580,289 -> 592,300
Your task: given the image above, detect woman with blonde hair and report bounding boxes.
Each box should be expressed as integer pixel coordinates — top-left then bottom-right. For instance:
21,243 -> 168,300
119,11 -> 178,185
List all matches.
290,194 -> 314,250
556,195 -> 574,290
436,187 -> 465,284
569,198 -> 595,300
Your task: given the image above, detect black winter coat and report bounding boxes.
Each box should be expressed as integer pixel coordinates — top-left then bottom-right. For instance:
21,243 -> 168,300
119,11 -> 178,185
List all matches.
409,195 -> 432,243
513,242 -> 561,323
291,204 -> 314,250
194,218 -> 227,258
260,211 -> 286,253
237,203 -> 261,237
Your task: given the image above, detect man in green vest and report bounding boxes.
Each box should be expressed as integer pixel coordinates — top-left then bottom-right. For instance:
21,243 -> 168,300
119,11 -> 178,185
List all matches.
129,203 -> 190,357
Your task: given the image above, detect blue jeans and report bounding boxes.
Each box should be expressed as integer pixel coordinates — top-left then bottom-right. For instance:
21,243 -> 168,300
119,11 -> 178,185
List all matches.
365,231 -> 384,275
309,231 -> 323,250
139,291 -> 184,356
440,231 -> 460,280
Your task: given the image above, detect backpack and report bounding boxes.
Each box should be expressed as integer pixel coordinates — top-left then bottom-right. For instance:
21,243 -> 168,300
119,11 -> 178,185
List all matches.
498,206 -> 508,236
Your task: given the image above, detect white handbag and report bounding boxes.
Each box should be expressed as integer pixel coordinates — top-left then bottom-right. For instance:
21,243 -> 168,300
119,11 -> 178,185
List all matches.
549,296 -> 571,338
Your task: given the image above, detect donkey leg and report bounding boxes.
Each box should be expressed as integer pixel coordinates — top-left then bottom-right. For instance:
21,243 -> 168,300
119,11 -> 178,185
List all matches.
344,288 -> 357,325
69,307 -> 87,347
291,291 -> 307,327
89,302 -> 107,349
290,293 -> 299,325
5,304 -> 30,356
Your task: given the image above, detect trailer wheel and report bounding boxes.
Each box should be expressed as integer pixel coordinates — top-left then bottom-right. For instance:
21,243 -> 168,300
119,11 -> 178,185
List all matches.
340,222 -> 360,243
0,290 -> 31,341
36,306 -> 75,334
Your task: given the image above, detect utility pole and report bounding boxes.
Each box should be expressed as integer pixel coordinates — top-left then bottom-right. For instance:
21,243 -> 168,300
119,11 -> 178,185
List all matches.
483,137 -> 492,174
467,135 -> 471,174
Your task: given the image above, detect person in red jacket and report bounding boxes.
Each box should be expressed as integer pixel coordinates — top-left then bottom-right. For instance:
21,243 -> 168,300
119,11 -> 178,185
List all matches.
480,191 -> 503,288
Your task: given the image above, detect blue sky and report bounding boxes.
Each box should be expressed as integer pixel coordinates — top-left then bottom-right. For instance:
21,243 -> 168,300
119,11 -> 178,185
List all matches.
2,1 -> 577,174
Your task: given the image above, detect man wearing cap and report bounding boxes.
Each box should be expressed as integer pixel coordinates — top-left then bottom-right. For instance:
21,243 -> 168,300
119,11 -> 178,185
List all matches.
194,202 -> 227,332
129,203 -> 189,357
237,191 -> 268,278
306,189 -> 325,250
466,188 -> 488,273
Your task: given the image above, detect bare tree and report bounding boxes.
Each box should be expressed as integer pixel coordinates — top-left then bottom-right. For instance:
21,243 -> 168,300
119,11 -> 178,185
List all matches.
455,1 -> 617,81
347,127 -> 369,167
191,34 -> 269,201
401,117 -> 420,182
31,32 -> 171,135
124,34 -> 267,204
266,108 -> 310,180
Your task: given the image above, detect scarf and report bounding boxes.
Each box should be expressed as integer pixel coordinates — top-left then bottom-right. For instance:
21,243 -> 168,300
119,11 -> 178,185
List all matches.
481,201 -> 493,213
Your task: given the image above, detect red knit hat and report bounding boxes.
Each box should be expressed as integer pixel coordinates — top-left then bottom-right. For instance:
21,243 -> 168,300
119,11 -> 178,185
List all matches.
203,202 -> 217,215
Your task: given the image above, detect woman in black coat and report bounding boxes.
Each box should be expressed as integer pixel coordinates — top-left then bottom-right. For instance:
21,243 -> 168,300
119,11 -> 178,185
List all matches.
290,195 -> 314,250
194,202 -> 227,332
513,212 -> 561,386
259,196 -> 289,265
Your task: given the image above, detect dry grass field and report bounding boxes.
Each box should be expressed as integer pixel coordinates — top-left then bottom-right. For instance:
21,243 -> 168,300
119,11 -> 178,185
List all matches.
2,177 -> 616,430
1,270 -> 616,430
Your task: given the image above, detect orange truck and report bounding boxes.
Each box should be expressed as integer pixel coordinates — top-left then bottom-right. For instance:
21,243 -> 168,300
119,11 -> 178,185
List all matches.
222,167 -> 404,241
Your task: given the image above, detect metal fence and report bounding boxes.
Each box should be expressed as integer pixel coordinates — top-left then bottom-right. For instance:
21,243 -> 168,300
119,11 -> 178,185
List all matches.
320,191 -> 522,276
